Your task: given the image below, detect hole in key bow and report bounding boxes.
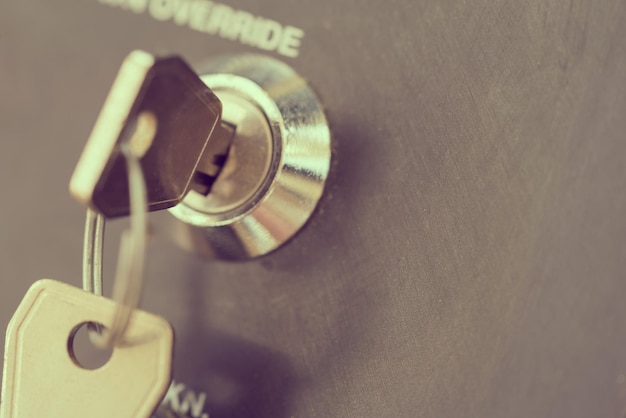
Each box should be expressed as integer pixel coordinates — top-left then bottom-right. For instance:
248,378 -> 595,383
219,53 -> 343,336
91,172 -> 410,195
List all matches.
67,322 -> 113,370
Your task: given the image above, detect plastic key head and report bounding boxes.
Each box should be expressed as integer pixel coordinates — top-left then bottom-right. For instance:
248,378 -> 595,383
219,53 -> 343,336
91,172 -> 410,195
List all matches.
70,50 -> 223,218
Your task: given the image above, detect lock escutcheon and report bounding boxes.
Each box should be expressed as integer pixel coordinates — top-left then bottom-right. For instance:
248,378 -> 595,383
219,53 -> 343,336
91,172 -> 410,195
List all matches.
168,54 -> 331,260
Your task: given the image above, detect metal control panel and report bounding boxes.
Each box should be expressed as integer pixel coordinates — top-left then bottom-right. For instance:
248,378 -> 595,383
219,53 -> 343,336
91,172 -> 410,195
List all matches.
1,1 -> 626,417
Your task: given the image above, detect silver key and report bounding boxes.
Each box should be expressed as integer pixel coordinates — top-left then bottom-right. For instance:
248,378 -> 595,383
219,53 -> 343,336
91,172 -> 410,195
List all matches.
70,50 -> 231,218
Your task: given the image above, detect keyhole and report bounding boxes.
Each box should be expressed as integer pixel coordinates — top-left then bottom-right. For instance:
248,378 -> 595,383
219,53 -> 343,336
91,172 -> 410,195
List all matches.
67,322 -> 113,370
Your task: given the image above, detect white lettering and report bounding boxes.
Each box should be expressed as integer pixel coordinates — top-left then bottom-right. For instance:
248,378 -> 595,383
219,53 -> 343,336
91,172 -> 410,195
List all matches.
148,0 -> 176,21
99,0 -> 126,5
255,18 -> 282,51
173,0 -> 191,26
278,26 -> 303,58
205,4 -> 232,35
128,0 -> 149,13
98,0 -> 304,58
222,10 -> 254,42
159,380 -> 210,417
162,381 -> 186,410
180,390 -> 207,417
188,0 -> 213,32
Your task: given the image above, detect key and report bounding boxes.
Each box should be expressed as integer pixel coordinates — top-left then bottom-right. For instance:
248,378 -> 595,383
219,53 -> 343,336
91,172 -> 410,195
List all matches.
0,279 -> 173,418
70,50 -> 233,218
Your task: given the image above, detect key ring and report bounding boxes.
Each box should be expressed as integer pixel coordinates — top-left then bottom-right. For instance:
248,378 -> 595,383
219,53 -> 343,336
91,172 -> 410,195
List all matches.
82,142 -> 148,348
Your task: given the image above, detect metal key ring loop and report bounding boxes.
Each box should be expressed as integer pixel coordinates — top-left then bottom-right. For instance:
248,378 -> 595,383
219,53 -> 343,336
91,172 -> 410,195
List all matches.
83,143 -> 148,348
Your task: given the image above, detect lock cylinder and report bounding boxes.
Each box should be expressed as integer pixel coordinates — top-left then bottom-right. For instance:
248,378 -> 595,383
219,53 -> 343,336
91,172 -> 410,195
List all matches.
168,54 -> 331,259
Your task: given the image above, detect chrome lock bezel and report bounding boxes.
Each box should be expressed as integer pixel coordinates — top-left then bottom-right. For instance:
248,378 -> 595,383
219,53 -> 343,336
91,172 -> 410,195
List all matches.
168,54 -> 331,259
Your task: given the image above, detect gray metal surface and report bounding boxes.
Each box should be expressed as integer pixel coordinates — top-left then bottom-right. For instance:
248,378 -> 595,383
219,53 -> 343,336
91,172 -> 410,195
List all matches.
1,1 -> 625,417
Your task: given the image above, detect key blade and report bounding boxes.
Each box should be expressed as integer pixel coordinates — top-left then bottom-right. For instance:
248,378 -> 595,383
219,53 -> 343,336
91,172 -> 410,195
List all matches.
0,279 -> 173,418
70,50 -> 222,218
